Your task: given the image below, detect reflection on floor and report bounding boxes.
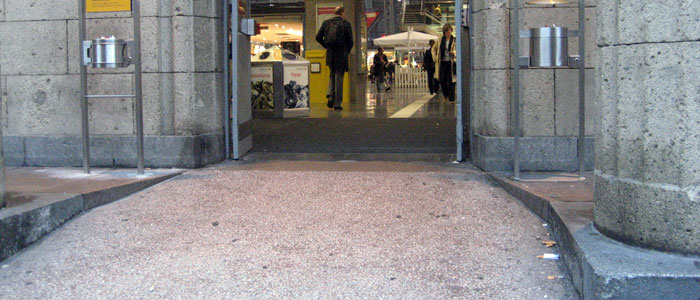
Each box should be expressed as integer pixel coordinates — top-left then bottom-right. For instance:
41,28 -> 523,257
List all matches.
251,82 -> 458,155
309,84 -> 456,119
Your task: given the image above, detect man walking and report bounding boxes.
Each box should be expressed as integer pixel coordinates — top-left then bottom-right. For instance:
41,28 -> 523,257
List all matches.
315,6 -> 354,110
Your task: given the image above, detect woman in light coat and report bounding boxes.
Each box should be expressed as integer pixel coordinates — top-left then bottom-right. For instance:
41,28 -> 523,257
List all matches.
431,23 -> 457,101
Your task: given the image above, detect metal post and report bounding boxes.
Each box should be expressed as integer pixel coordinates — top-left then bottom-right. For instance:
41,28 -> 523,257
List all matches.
511,0 -> 521,180
577,0 -> 586,179
133,0 -> 145,175
456,1 -> 464,162
468,0 -> 475,162
231,0 -> 240,159
223,0 -> 231,159
78,0 -> 90,174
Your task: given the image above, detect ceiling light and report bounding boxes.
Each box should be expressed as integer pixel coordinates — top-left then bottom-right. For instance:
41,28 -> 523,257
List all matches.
526,0 -> 570,4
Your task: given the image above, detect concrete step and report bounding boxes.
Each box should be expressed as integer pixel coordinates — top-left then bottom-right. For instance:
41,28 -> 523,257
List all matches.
0,168 -> 184,262
488,172 -> 700,300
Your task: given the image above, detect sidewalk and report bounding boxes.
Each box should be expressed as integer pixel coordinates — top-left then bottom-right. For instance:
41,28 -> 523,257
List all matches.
0,160 -> 577,299
489,172 -> 700,300
0,167 -> 184,262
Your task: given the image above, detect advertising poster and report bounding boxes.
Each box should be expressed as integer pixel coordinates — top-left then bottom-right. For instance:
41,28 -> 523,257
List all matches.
283,65 -> 310,109
251,65 -> 274,110
316,3 -> 341,33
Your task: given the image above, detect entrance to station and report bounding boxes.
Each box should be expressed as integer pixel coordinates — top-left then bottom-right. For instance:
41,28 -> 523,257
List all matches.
225,1 -> 469,161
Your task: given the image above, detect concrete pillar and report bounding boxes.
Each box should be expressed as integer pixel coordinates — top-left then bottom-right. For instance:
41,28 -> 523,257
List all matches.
594,0 -> 700,255
0,0 -> 225,168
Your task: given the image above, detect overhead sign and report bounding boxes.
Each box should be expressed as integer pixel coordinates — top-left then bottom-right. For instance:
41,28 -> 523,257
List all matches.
365,12 -> 379,29
316,3 -> 341,32
86,0 -> 132,13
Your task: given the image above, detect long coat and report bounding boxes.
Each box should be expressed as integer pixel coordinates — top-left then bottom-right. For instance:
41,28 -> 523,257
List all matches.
315,16 -> 354,72
431,34 -> 457,83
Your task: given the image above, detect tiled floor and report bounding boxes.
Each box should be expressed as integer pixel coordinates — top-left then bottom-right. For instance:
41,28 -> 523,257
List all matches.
308,83 -> 457,119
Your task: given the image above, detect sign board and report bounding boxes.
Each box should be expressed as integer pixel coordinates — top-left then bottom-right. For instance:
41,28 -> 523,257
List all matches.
86,0 -> 132,13
316,3 -> 341,33
365,12 -> 379,29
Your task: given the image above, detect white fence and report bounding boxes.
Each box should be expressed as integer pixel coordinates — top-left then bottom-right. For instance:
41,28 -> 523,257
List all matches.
394,67 -> 429,90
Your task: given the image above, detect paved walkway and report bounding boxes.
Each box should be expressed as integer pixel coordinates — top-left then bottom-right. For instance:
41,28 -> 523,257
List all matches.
0,161 -> 576,299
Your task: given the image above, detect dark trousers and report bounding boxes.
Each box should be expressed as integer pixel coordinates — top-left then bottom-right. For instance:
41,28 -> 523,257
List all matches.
426,68 -> 436,94
439,61 -> 455,101
327,68 -> 345,108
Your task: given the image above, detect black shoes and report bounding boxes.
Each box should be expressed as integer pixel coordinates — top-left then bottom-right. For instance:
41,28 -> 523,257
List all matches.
333,106 -> 343,110
327,100 -> 333,108
385,87 -> 391,92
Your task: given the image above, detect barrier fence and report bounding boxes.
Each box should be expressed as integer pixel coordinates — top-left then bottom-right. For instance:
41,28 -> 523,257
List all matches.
394,67 -> 429,90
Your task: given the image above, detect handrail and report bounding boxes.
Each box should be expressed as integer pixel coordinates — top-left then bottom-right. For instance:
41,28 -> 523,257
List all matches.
400,0 -> 407,25
421,10 -> 445,26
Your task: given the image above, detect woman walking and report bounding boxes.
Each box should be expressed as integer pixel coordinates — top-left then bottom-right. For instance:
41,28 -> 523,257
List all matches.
431,24 -> 456,102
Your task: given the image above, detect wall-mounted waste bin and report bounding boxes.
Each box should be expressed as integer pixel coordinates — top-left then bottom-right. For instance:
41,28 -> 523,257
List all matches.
529,26 -> 568,68
82,36 -> 133,68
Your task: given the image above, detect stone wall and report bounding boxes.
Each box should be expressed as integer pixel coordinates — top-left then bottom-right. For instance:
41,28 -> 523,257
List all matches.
0,0 -> 225,168
470,0 -> 597,171
594,0 -> 700,255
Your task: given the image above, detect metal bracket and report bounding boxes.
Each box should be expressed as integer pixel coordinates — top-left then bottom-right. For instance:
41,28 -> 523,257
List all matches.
82,40 -> 92,66
124,39 -> 135,65
568,55 -> 581,68
240,18 -> 255,36
519,56 -> 531,68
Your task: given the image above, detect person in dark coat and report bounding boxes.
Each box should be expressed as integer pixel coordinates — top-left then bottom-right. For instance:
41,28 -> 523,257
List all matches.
315,6 -> 354,110
423,39 -> 437,95
372,47 -> 391,92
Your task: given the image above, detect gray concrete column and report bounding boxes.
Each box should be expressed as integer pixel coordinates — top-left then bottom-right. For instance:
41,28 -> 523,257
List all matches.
594,0 -> 700,255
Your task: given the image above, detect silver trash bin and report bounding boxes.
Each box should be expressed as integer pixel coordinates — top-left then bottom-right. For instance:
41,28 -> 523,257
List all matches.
529,26 -> 568,68
82,36 -> 132,68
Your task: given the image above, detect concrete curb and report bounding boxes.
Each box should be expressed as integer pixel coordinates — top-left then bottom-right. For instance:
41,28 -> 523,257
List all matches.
0,171 -> 183,262
489,174 -> 700,300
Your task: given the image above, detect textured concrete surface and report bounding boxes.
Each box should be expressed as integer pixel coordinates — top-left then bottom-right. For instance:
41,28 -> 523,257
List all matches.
0,167 -> 184,262
594,0 -> 700,255
3,134 -> 225,168
472,135 -> 594,172
489,171 -> 700,300
0,161 -> 576,299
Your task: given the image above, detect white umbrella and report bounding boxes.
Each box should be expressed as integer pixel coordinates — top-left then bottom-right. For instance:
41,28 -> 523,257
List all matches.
373,30 -> 438,48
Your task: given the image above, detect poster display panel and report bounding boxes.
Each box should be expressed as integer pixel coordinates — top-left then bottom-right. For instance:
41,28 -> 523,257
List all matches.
251,65 -> 274,110
282,63 -> 310,109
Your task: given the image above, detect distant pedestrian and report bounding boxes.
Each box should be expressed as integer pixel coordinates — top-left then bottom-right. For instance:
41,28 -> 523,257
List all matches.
387,61 -> 396,83
432,23 -> 456,102
315,6 -> 354,110
373,47 -> 391,92
423,40 -> 438,95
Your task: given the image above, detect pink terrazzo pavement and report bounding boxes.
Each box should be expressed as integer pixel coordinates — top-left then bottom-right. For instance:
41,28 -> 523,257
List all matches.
0,161 -> 576,299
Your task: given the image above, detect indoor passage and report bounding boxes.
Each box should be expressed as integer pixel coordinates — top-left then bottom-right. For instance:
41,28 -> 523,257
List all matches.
246,0 -> 459,156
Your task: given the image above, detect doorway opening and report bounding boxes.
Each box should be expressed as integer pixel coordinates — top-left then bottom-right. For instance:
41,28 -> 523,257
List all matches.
228,0 -> 468,160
